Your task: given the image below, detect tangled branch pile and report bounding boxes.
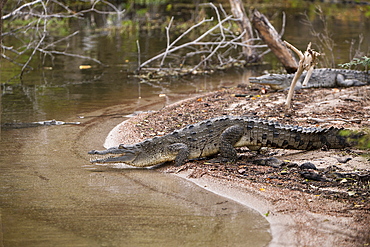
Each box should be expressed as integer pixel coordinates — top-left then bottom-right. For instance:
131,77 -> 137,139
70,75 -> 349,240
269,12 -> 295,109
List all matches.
1,0 -> 124,78
135,3 -> 271,80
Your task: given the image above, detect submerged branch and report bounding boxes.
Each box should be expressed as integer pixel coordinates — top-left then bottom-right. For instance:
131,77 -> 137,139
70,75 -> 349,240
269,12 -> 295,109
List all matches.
37,49 -> 105,65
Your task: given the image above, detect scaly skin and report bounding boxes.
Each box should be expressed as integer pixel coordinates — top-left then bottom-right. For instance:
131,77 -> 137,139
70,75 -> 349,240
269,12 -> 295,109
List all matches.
249,68 -> 370,90
88,116 -> 357,167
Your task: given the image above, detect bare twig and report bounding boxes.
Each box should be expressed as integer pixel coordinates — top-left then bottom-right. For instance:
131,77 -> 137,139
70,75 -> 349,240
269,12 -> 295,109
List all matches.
301,6 -> 334,68
2,0 -> 42,20
160,16 -> 174,68
279,12 -> 286,37
36,49 -> 105,65
1,0 -> 126,77
284,41 -> 320,109
136,40 -> 141,69
137,3 -> 267,76
1,53 -> 32,68
79,0 -> 126,16
190,3 -> 226,72
42,31 -> 80,50
20,0 -> 48,77
137,17 -> 217,69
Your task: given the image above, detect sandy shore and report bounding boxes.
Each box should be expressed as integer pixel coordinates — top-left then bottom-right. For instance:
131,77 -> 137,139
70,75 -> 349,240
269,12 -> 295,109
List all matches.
103,89 -> 369,247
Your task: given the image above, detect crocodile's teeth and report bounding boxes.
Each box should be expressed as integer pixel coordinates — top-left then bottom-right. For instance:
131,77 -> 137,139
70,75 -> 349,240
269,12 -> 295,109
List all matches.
90,156 -> 100,163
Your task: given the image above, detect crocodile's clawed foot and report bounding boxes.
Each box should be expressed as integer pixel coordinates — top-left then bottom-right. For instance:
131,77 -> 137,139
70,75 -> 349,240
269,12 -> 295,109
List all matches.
206,157 -> 238,165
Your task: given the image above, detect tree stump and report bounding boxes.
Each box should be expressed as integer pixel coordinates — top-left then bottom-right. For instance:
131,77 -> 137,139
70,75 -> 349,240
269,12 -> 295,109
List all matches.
229,0 -> 258,62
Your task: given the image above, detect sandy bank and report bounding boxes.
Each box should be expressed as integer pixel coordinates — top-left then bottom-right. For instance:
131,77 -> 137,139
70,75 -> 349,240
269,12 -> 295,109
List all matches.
102,88 -> 369,246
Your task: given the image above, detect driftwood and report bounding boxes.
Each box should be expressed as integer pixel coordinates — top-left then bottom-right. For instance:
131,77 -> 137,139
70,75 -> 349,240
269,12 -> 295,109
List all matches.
252,9 -> 298,73
284,41 -> 320,109
229,0 -> 258,62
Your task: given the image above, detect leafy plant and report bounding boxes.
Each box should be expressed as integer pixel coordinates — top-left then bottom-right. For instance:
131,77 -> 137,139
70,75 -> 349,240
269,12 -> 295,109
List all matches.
338,56 -> 370,71
340,129 -> 370,150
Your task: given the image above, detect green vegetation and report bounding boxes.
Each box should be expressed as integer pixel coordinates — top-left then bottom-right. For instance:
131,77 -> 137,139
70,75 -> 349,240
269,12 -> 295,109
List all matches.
340,129 -> 370,150
339,56 -> 370,71
134,0 -> 169,5
365,5 -> 370,18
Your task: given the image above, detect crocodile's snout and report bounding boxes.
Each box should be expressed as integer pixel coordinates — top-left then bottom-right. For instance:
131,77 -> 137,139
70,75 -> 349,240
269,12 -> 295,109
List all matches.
88,144 -> 142,165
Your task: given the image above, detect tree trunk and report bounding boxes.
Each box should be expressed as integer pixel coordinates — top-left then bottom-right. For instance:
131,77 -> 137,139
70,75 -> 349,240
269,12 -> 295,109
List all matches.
252,9 -> 298,73
0,0 -> 7,139
229,0 -> 258,62
0,0 -> 7,48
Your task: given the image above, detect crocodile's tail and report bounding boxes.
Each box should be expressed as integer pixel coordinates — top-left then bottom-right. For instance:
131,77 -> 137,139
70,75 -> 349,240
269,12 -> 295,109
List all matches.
313,128 -> 363,150
248,119 -> 364,150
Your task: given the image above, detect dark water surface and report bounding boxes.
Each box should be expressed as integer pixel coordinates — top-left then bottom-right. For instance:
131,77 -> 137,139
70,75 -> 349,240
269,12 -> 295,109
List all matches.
1,2 -> 369,246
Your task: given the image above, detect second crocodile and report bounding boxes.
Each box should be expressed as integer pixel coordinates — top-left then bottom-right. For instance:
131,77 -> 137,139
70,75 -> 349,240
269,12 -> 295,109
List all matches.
88,116 -> 361,168
249,68 -> 370,90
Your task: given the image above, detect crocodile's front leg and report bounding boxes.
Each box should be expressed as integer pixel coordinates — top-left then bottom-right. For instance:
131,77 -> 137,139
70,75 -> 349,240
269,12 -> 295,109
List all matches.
167,143 -> 190,166
336,74 -> 366,87
219,125 -> 244,163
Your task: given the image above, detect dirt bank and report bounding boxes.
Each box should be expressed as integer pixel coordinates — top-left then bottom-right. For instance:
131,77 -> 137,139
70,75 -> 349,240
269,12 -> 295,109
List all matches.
105,84 -> 370,246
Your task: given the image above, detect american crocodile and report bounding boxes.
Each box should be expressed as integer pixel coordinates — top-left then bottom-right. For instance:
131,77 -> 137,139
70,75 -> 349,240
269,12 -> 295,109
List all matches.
1,120 -> 81,129
88,116 -> 360,167
249,68 -> 370,90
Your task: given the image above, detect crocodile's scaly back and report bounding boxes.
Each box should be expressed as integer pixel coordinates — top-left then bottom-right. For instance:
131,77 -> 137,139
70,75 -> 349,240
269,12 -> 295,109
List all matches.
249,68 -> 370,90
89,116 -> 358,167
232,117 -> 349,150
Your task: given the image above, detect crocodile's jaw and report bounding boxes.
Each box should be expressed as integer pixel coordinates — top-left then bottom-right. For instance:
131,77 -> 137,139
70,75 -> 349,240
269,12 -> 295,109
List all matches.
89,154 -> 135,164
249,74 -> 290,90
88,145 -> 139,165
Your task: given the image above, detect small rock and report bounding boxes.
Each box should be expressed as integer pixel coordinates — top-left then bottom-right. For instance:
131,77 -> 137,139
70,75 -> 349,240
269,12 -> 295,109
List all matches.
358,174 -> 370,183
335,157 -> 352,163
253,157 -> 284,168
238,168 -> 246,174
286,162 -> 299,168
299,162 -> 317,170
300,171 -> 327,182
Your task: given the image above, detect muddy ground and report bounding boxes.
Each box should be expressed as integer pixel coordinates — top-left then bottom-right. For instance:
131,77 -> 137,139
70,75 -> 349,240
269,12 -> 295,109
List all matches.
109,83 -> 370,246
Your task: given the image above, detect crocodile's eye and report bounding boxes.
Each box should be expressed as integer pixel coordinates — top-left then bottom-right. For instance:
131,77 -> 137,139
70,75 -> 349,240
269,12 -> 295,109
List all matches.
118,144 -> 125,149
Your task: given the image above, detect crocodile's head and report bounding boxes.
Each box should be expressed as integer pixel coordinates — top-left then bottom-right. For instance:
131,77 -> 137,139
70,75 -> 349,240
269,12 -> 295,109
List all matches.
249,74 -> 292,90
88,144 -> 144,167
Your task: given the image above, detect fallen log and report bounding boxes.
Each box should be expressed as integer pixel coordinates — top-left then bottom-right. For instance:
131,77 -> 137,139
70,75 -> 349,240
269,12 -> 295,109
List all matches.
252,9 -> 298,73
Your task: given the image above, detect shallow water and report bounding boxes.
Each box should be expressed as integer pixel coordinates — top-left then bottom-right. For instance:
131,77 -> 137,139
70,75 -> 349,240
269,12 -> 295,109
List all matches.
0,101 -> 271,246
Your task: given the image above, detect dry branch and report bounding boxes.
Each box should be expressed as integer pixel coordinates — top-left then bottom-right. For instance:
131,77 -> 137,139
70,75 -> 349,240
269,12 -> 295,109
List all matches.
284,41 -> 320,109
1,0 -> 123,78
136,3 -> 268,78
252,9 -> 298,73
